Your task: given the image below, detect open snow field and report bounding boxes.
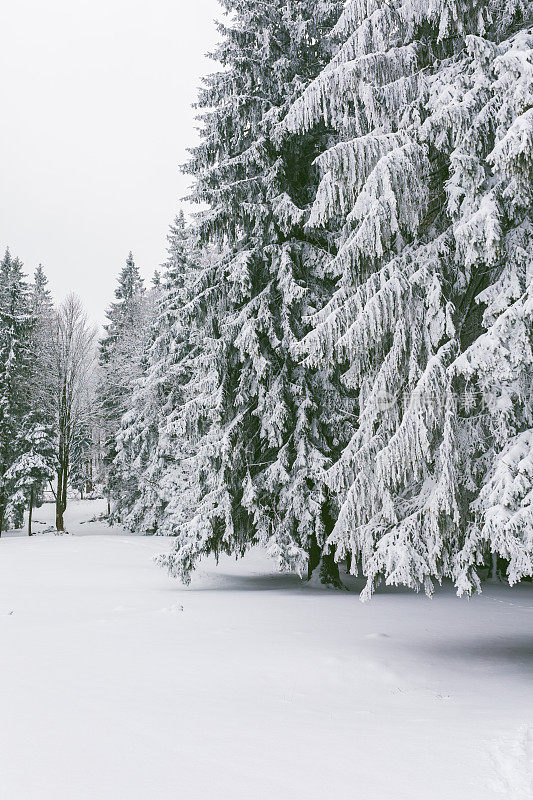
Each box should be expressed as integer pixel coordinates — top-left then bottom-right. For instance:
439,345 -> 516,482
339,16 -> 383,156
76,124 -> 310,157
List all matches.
1,500 -> 531,800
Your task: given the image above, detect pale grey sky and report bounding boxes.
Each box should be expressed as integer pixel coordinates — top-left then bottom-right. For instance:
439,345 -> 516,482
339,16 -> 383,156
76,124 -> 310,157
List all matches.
0,0 -> 220,323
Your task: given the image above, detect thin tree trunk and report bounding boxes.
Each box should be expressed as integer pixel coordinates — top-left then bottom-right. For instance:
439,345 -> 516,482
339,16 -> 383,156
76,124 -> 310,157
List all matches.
56,471 -> 64,531
56,507 -> 64,531
28,489 -> 34,536
56,502 -> 64,531
61,456 -> 68,513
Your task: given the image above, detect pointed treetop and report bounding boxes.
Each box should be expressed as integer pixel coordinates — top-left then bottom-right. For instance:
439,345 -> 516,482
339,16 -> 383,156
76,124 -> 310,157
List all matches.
33,264 -> 48,290
32,264 -> 52,305
0,251 -> 28,310
1,248 -> 16,279
114,252 -> 145,302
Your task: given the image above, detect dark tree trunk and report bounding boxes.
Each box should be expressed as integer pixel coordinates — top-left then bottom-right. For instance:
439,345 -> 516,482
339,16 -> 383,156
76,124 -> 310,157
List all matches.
307,491 -> 344,588
319,548 -> 343,588
61,459 -> 68,514
87,458 -> 93,494
0,478 -> 7,537
56,501 -> 64,531
491,552 -> 499,581
28,489 -> 34,536
55,441 -> 69,532
56,470 -> 65,531
307,534 -> 322,580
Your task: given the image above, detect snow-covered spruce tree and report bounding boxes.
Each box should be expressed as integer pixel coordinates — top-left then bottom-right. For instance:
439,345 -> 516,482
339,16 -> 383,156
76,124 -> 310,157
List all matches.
5,414 -> 57,535
156,0 -> 351,585
28,263 -> 57,422
97,253 -> 151,514
11,263 -> 60,533
0,257 -> 61,532
451,31 -> 533,592
114,212 -> 202,534
281,0 -> 532,597
0,250 -> 34,532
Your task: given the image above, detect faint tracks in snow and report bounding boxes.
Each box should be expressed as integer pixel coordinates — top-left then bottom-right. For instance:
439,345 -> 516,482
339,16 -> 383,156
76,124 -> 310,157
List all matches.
490,725 -> 533,799
484,594 -> 533,612
157,603 -> 184,614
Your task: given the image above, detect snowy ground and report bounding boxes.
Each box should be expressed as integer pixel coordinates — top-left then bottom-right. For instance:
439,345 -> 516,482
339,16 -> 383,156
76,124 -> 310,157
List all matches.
0,500 -> 531,800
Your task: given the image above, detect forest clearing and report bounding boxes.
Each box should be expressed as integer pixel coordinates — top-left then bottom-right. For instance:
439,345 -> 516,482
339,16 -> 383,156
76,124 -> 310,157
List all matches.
1,500 -> 531,800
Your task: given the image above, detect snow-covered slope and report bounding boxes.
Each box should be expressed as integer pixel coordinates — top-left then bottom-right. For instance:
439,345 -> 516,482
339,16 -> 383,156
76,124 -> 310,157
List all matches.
0,500 -> 531,799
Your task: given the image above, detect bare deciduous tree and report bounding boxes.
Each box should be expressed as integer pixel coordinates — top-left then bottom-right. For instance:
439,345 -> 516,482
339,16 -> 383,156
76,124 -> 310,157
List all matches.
52,295 -> 96,531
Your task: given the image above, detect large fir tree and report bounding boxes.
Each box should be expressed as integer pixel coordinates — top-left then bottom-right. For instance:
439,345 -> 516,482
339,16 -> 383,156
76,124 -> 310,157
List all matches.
113,0 -> 531,596
98,252 -> 150,510
114,212 -> 201,533
153,0 -> 350,584
281,0 -> 532,596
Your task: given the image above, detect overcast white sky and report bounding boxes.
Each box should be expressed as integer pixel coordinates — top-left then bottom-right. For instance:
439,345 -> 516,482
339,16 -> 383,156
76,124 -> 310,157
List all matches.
0,0 -> 221,324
